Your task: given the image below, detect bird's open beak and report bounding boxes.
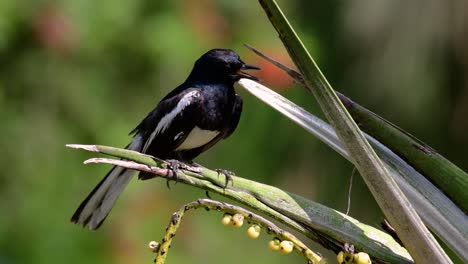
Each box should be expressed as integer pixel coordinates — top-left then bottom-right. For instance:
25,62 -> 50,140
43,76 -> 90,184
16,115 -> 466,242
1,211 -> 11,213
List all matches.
237,64 -> 261,81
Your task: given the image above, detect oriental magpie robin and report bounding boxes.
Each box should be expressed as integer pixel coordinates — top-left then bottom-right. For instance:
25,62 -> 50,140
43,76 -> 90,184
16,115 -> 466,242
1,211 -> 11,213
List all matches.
71,49 -> 260,230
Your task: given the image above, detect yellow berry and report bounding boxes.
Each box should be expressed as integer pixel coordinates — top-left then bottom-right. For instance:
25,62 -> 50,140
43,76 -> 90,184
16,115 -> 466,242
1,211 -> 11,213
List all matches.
354,252 -> 371,264
231,213 -> 244,227
221,214 -> 232,226
268,239 -> 281,252
247,224 -> 261,239
337,251 -> 344,263
279,240 -> 294,254
148,241 -> 159,252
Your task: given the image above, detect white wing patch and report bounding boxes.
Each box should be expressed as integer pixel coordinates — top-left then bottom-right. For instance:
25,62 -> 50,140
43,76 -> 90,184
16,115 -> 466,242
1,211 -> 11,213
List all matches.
143,90 -> 200,152
175,127 -> 220,151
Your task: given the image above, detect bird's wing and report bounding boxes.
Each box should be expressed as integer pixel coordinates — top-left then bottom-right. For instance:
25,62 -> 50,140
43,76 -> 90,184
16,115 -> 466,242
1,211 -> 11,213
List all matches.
132,88 -> 204,155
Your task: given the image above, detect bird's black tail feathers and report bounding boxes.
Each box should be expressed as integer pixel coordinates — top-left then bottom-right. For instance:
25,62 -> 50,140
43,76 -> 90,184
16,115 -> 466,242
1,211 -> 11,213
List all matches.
70,135 -> 143,230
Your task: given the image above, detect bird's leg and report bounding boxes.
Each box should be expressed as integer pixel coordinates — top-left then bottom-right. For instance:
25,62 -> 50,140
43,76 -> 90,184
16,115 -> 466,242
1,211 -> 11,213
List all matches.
159,159 -> 185,189
138,156 -> 172,181
214,169 -> 235,187
166,158 -> 197,180
167,159 -> 194,171
189,161 -> 235,187
139,159 -> 188,187
165,159 -> 185,179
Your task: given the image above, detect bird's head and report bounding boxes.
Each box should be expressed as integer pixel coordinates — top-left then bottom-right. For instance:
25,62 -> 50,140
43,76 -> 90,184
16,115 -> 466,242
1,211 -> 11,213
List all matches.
188,49 -> 260,84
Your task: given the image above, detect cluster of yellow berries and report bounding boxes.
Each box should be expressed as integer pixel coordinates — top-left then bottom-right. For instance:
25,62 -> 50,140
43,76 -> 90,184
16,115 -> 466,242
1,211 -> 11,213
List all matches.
337,250 -> 371,264
221,213 -> 244,227
221,213 -> 294,254
268,238 -> 294,254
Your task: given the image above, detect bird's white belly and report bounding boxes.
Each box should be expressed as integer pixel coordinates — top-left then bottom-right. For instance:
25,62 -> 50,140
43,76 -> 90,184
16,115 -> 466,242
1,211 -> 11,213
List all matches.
175,127 -> 220,150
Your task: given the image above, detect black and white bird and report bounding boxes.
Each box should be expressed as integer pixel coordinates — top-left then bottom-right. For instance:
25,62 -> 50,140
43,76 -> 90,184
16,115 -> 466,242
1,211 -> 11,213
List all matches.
71,49 -> 260,230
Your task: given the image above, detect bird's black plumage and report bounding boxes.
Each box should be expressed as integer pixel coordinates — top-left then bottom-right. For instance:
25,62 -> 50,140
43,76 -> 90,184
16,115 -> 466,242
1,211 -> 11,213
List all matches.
71,49 -> 259,230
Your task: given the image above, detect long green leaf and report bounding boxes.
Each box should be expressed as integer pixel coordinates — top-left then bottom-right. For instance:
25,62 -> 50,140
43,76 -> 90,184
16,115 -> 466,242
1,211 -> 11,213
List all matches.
242,44 -> 467,262
238,79 -> 468,262
257,0 -> 451,263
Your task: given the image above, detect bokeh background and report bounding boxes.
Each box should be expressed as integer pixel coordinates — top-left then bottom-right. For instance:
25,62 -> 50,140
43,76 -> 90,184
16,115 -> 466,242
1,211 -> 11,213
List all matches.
1,0 -> 467,263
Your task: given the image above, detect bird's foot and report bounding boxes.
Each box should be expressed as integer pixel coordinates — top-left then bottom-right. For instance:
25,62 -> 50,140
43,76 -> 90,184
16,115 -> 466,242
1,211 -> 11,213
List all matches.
137,160 -> 186,182
186,161 -> 235,187
163,159 -> 189,188
166,159 -> 184,174
215,169 -> 235,187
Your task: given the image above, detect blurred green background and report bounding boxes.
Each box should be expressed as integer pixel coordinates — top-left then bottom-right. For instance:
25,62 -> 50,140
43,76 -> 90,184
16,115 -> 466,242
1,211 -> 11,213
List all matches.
1,0 -> 467,263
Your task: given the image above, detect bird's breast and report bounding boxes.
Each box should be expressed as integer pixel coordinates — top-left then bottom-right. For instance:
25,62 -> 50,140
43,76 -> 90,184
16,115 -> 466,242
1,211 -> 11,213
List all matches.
199,85 -> 235,125
175,127 -> 220,151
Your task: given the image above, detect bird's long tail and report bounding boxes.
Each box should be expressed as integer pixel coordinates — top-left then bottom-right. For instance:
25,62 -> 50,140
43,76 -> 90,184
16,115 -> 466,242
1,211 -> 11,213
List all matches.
71,135 -> 144,230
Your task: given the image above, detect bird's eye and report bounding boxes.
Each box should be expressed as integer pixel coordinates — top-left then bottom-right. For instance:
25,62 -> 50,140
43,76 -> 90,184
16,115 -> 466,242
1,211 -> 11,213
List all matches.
230,62 -> 241,70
